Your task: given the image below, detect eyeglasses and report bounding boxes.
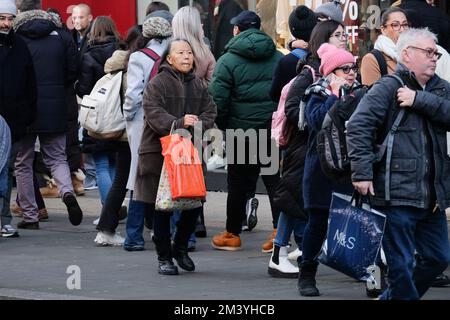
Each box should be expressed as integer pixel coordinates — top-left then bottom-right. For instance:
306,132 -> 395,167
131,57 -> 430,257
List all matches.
384,22 -> 410,31
330,32 -> 348,40
407,46 -> 442,60
334,64 -> 358,74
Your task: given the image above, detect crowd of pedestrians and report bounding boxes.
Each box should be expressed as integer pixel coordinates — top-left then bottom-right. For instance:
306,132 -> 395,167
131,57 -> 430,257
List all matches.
0,0 -> 449,300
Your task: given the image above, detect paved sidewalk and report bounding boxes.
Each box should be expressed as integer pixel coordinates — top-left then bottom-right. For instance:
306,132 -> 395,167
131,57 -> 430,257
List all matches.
0,190 -> 448,300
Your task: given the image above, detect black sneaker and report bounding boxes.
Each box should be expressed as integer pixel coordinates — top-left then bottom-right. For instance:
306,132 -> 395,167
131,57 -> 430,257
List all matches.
63,192 -> 83,226
431,273 -> 450,287
245,197 -> 258,231
17,220 -> 39,230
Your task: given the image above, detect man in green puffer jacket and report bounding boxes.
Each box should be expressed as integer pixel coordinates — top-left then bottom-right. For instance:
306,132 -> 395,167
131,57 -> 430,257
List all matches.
209,10 -> 283,252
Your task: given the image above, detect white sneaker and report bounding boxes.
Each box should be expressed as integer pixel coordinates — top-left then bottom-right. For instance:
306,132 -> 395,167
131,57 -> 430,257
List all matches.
94,231 -> 125,246
287,248 -> 302,261
1,225 -> 19,238
206,154 -> 226,171
93,217 -> 100,226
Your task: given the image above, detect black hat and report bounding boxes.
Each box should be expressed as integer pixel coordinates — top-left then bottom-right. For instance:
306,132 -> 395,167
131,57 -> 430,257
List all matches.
230,10 -> 261,31
289,5 -> 317,42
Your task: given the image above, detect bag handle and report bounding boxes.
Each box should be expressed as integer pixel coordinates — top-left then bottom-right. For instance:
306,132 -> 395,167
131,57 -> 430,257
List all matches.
351,190 -> 372,208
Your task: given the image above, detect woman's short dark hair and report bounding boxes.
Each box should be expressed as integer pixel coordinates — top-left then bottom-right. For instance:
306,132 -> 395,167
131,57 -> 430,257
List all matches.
146,1 -> 170,15
308,20 -> 345,58
380,7 -> 408,27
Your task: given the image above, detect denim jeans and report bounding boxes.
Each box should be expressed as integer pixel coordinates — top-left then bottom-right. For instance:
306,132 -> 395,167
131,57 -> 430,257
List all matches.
171,211 -> 196,245
301,208 -> 329,263
93,151 -> 116,204
274,212 -> 307,247
124,191 -> 153,248
97,143 -> 130,234
378,206 -> 450,300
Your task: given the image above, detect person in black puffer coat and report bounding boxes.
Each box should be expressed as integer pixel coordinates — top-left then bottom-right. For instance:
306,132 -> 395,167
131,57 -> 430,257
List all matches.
13,6 -> 82,229
75,16 -> 121,206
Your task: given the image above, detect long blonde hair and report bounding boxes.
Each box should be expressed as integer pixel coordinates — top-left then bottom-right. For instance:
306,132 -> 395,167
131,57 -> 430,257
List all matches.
172,6 -> 211,64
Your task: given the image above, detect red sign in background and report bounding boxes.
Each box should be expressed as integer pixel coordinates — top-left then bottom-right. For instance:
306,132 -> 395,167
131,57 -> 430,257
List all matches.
41,0 -> 136,36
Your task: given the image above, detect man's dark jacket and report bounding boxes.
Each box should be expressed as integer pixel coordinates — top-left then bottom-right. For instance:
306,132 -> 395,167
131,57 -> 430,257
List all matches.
347,64 -> 450,210
0,29 -> 36,142
14,10 -> 78,134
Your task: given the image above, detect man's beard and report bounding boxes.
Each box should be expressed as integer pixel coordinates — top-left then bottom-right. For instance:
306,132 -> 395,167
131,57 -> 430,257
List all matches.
0,28 -> 11,34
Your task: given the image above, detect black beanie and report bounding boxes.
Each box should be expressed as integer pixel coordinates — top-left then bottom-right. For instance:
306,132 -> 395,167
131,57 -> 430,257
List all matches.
288,5 -> 317,42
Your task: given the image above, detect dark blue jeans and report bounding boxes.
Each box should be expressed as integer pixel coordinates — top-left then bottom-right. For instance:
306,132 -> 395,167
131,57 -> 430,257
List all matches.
124,191 -> 153,248
301,208 -> 329,263
379,206 -> 450,300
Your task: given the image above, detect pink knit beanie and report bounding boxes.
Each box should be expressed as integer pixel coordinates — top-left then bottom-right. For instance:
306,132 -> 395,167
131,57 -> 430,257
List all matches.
317,43 -> 355,77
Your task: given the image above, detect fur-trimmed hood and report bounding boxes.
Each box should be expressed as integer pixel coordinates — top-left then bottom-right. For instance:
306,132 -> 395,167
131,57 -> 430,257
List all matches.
13,10 -> 62,38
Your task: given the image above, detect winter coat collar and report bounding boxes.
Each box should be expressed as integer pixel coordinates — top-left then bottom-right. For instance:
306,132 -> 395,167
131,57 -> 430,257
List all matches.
13,10 -> 61,37
224,28 -> 276,60
159,62 -> 196,82
0,29 -> 14,46
374,35 -> 398,61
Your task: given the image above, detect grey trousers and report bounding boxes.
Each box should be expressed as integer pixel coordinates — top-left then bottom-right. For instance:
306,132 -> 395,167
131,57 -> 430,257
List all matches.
15,133 -> 73,222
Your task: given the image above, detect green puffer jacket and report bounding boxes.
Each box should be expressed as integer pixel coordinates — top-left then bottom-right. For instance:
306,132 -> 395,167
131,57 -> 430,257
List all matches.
209,28 -> 283,130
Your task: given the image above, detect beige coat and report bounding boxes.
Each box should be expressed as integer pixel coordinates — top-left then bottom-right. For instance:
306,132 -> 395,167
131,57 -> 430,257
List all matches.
360,51 -> 397,86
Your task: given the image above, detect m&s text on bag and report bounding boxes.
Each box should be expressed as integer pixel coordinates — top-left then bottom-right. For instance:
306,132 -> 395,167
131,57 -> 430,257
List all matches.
334,229 -> 355,250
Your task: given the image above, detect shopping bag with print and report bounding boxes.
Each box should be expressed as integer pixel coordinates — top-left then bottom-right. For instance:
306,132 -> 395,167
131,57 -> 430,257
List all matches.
155,162 -> 202,212
318,192 -> 386,281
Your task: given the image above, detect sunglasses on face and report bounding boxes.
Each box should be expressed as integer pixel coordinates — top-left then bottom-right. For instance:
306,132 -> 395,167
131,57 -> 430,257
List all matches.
407,46 -> 442,60
334,64 -> 358,74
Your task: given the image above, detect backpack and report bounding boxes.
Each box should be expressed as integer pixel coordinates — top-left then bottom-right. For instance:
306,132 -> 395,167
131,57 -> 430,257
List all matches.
139,47 -> 161,81
371,49 -> 388,76
297,65 -> 319,130
271,78 -> 296,148
78,71 -> 125,140
316,74 -> 405,180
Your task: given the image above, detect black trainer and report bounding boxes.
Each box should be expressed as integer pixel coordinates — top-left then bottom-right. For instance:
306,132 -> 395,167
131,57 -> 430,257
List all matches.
245,197 -> 258,231
158,260 -> 179,275
63,192 -> 83,226
431,273 -> 450,287
17,220 -> 39,230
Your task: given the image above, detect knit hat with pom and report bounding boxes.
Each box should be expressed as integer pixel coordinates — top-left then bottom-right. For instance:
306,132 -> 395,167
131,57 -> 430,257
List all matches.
289,5 -> 317,42
317,43 -> 355,76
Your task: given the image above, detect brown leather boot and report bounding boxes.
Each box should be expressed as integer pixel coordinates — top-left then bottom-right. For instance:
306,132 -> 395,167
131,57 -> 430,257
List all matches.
71,173 -> 85,196
40,180 -> 60,198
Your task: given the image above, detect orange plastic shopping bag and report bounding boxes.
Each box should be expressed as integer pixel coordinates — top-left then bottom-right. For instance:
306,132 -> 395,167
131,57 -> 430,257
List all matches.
160,132 -> 206,200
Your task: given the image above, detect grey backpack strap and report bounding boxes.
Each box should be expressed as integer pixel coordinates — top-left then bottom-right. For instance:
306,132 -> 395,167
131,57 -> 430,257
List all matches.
381,74 -> 406,201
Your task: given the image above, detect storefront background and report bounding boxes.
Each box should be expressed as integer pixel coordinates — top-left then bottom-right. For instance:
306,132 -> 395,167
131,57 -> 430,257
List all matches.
41,0 -> 449,60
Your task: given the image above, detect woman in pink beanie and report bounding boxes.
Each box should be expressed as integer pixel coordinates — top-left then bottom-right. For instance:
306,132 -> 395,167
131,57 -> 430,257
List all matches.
297,42 -> 368,297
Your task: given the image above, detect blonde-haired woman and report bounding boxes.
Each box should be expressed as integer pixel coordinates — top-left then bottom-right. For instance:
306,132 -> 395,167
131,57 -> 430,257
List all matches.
172,6 -> 216,85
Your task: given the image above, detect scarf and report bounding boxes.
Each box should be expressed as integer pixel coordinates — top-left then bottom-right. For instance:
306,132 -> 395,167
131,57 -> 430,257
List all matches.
374,35 -> 399,62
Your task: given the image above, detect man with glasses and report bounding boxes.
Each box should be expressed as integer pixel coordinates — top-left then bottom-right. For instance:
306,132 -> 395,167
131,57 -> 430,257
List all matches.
0,0 -> 36,237
347,28 -> 450,300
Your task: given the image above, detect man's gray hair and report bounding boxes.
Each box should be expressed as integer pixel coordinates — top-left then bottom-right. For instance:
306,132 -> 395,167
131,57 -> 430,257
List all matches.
397,28 -> 438,63
15,0 -> 41,12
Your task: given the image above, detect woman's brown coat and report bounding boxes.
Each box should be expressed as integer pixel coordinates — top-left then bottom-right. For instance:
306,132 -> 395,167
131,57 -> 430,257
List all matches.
134,63 -> 217,204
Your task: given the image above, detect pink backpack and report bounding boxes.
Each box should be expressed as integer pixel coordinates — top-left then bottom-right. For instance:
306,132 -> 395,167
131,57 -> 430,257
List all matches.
271,78 -> 296,148
271,65 -> 317,148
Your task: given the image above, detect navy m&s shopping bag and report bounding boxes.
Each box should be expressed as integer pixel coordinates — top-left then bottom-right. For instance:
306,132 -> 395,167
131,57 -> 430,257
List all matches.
319,192 -> 386,281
